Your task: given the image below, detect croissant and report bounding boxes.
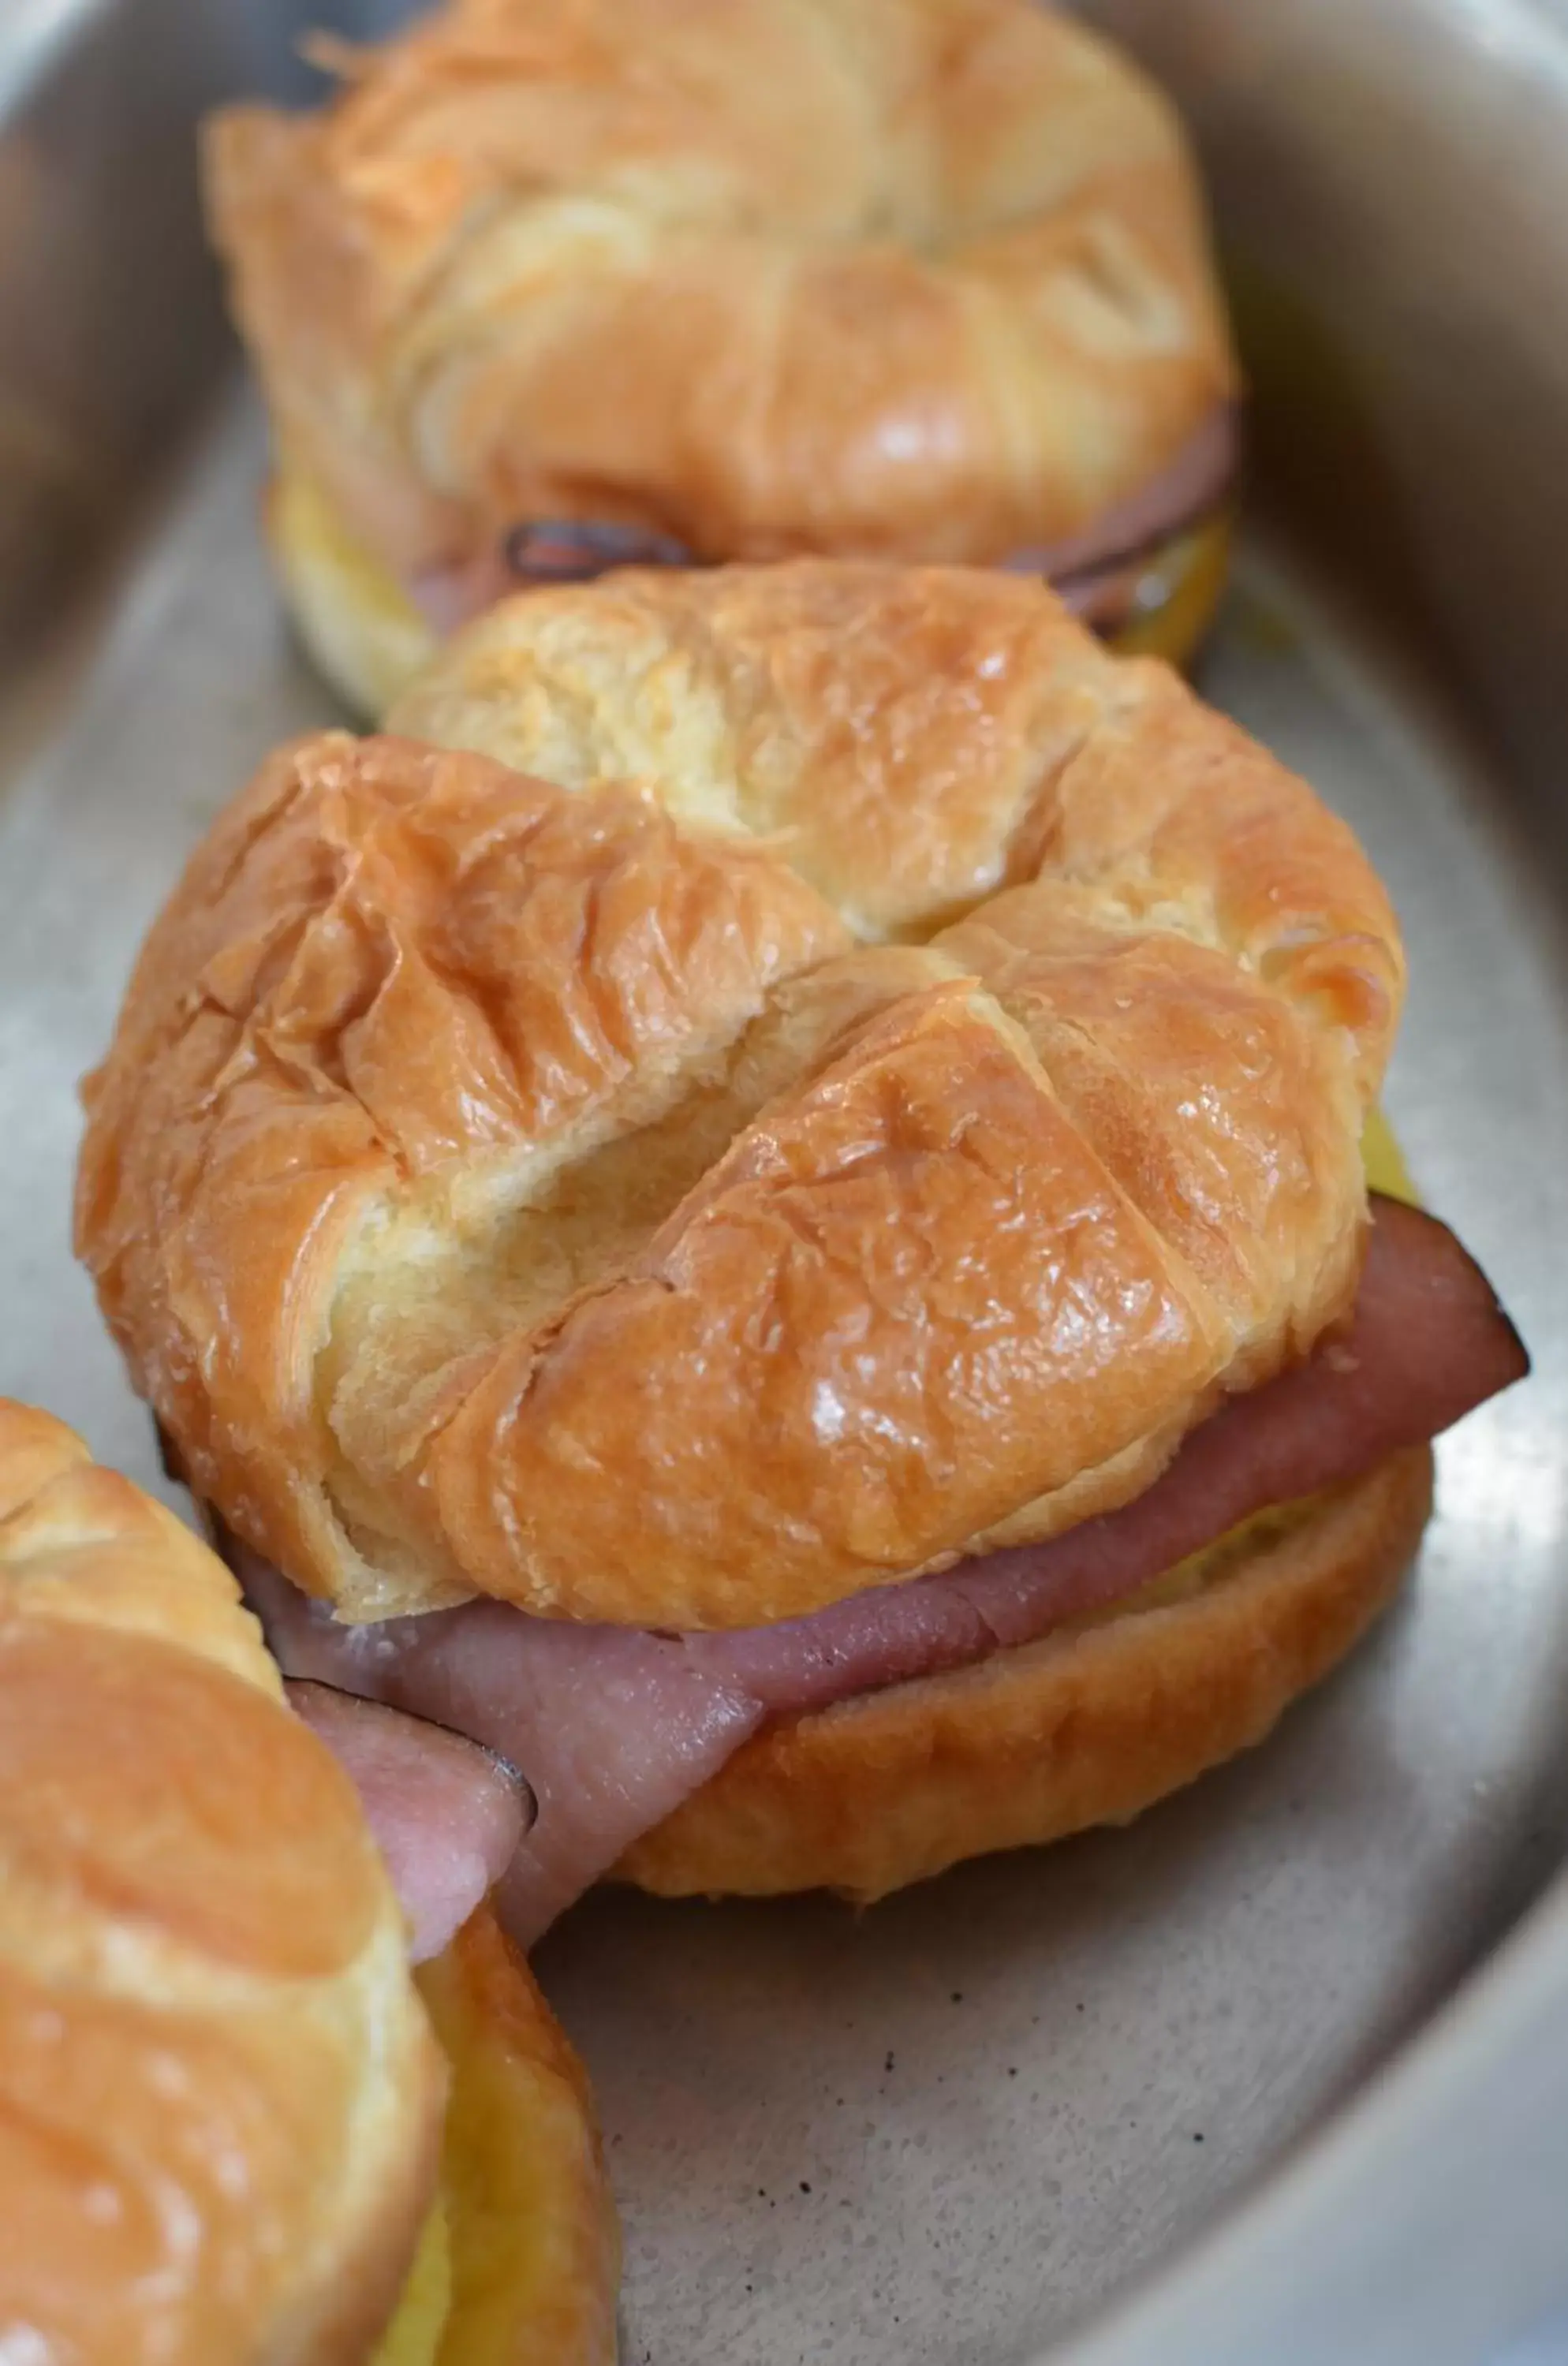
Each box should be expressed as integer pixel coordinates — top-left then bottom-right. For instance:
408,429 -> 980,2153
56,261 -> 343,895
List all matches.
74,560 -> 1532,1919
0,1399 -> 441,2364
0,1401 -> 622,2361
79,562 -> 1398,1633
203,0 -> 1240,715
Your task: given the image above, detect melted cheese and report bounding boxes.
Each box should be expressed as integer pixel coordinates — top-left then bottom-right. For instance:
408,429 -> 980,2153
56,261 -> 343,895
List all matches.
371,2202 -> 452,2366
270,468 -> 437,718
1107,510 -> 1233,671
370,1915 -> 613,2366
1361,1104 -> 1418,1204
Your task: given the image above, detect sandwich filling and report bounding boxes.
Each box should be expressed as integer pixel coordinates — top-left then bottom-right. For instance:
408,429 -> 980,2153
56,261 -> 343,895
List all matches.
240,1192 -> 1525,1947
273,404 -> 1241,713
410,409 -> 1239,633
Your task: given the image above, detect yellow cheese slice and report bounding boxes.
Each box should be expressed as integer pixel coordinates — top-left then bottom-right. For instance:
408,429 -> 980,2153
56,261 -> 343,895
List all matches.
371,2203 -> 452,2366
371,1909 -> 618,2366
269,468 -> 437,718
1361,1105 -> 1419,1204
1108,510 -> 1233,671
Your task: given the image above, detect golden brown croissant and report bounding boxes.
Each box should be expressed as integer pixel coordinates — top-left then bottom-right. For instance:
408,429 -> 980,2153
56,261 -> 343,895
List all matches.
203,0 -> 1240,714
77,563 -> 1402,1633
0,1402 -> 623,2363
0,1400 -> 442,2365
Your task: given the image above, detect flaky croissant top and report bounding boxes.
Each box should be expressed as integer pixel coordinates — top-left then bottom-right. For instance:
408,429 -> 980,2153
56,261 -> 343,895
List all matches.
0,1402 -> 440,2365
203,0 -> 1236,583
77,564 -> 1403,1629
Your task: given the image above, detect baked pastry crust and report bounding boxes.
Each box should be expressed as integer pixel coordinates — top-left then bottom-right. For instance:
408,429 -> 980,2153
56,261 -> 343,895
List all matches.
619,1446 -> 1435,1901
203,0 -> 1237,590
0,1400 -> 442,2366
77,565 -> 1402,1630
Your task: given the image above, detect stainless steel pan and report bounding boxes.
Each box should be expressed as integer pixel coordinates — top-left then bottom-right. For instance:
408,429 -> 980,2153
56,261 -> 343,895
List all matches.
1,2 -> 1564,2357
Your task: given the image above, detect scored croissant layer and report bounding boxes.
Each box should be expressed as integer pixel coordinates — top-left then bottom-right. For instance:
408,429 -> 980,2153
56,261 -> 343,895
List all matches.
0,1401 -> 442,2366
77,564 -> 1403,1630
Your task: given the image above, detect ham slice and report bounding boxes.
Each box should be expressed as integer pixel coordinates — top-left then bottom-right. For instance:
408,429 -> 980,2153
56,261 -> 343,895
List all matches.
254,1584 -> 767,1945
407,410 -> 1241,639
411,521 -> 693,636
1000,405 -> 1240,590
286,1679 -> 532,1960
247,1197 -> 1525,1946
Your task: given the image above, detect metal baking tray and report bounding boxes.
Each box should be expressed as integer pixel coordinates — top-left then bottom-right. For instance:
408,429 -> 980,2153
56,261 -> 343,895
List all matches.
2,2 -> 1566,2358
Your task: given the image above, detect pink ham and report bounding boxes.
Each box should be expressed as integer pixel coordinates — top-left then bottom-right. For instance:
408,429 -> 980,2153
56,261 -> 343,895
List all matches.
1000,405 -> 1241,592
409,521 -> 693,635
407,410 -> 1241,638
409,550 -> 516,639
252,1580 -> 767,1946
247,1196 -> 1525,1947
286,1678 -> 532,1960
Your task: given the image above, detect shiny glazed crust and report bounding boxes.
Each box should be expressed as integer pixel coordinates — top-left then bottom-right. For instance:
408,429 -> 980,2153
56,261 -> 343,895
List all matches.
619,1447 -> 1435,1901
202,0 -> 1237,588
0,1401 -> 442,2366
76,565 -> 1403,1629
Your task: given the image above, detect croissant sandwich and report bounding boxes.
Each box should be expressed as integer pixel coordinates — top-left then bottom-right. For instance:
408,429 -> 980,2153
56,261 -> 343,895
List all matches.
203,0 -> 1240,716
75,562 -> 1526,1943
0,1400 -> 618,2364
